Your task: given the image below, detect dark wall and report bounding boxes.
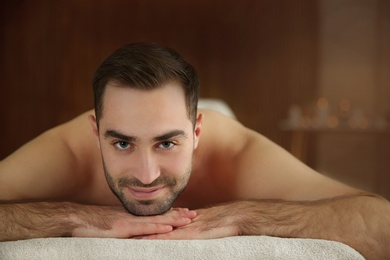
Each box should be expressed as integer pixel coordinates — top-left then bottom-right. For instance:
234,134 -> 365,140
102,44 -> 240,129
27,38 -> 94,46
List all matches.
0,0 -> 319,159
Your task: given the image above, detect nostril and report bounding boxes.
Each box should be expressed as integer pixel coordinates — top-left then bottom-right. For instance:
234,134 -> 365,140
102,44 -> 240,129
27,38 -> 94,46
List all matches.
137,171 -> 161,185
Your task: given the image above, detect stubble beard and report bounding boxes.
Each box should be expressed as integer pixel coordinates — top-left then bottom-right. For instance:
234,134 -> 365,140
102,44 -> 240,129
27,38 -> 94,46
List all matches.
102,159 -> 192,216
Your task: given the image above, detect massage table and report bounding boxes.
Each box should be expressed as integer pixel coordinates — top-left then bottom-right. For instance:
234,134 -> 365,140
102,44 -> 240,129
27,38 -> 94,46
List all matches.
0,236 -> 364,259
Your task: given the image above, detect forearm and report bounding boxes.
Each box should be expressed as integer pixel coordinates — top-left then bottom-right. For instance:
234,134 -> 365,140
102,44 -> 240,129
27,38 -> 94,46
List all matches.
0,201 -> 81,241
0,201 -> 195,242
235,194 -> 390,259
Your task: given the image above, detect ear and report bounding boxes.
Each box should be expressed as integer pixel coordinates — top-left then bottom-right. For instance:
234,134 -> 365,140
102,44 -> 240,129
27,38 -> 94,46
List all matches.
193,113 -> 203,150
88,114 -> 100,148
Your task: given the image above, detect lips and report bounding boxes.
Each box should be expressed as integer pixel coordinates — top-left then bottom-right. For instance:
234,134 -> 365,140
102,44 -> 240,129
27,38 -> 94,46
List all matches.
128,186 -> 165,199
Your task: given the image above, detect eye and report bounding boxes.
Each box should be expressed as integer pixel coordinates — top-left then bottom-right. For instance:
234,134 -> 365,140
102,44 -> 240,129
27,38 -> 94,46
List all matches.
159,141 -> 174,149
114,141 -> 130,150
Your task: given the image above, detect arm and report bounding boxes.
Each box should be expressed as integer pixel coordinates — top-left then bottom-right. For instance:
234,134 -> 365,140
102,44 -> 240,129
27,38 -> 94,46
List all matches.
144,111 -> 390,259
0,110 -> 195,241
0,201 -> 195,241
143,194 -> 390,259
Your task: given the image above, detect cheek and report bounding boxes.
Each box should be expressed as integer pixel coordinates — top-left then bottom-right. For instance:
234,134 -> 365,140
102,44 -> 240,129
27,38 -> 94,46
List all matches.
100,146 -> 132,176
160,149 -> 193,175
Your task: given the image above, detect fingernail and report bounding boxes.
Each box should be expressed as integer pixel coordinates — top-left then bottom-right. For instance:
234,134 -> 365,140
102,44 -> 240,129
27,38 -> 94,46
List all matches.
188,210 -> 196,216
164,225 -> 173,231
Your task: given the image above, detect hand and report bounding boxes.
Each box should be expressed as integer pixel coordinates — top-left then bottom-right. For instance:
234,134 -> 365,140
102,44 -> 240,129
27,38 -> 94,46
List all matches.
139,202 -> 243,240
72,205 -> 196,238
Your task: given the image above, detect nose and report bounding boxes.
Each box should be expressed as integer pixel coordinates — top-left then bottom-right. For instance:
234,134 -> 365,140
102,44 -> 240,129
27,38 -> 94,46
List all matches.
133,149 -> 161,185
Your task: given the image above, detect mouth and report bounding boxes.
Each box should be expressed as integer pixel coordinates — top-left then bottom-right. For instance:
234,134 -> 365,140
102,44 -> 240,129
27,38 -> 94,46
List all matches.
127,186 -> 166,200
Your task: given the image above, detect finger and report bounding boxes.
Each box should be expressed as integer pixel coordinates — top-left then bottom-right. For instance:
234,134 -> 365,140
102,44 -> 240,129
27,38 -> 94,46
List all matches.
127,223 -> 174,237
168,208 -> 197,218
139,225 -> 195,240
114,223 -> 174,238
74,222 -> 173,238
132,211 -> 195,227
140,225 -> 238,240
140,228 -> 195,240
141,214 -> 191,227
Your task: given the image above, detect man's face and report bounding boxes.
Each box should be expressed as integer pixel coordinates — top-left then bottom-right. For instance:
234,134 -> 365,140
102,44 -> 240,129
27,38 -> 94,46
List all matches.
91,81 -> 202,216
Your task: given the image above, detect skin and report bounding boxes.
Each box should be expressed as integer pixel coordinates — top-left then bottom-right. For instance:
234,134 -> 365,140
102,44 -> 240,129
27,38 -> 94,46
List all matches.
1,82 -> 390,259
89,82 -> 201,216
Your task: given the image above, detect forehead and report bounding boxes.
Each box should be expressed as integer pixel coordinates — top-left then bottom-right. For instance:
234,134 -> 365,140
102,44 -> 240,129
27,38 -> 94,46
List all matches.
100,82 -> 191,136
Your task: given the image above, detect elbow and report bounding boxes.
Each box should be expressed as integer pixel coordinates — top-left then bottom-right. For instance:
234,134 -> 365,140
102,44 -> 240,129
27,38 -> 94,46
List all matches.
357,196 -> 390,259
359,237 -> 390,260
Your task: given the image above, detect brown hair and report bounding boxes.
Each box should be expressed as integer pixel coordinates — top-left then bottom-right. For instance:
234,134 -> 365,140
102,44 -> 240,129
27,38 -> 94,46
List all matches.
92,42 -> 199,126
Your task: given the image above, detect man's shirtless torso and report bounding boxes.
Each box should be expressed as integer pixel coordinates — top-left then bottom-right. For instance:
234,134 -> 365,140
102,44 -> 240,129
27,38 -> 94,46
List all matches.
0,108 -> 353,207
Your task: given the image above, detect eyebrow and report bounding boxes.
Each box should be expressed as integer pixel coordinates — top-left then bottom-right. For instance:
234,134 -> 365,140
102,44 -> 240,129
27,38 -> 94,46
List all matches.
104,130 -> 137,142
153,130 -> 188,142
103,129 -> 188,143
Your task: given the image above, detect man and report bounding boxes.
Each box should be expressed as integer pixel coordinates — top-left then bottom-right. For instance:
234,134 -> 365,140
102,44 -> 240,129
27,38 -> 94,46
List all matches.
0,42 -> 389,259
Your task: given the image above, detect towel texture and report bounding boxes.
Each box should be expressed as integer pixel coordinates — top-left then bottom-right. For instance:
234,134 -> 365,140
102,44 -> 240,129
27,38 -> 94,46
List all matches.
0,236 -> 364,260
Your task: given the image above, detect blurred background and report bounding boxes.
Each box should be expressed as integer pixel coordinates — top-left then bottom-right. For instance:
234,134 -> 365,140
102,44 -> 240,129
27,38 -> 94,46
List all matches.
1,0 -> 389,198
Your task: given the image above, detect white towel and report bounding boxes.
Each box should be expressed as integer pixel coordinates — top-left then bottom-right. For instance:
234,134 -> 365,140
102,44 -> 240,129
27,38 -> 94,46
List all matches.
0,236 -> 364,260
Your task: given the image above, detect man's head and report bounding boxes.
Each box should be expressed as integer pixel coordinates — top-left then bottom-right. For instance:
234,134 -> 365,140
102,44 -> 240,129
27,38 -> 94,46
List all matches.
89,43 -> 202,216
92,42 -> 199,127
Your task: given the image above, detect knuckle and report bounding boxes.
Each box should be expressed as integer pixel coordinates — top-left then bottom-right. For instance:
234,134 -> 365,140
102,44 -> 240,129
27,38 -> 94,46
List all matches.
150,215 -> 161,222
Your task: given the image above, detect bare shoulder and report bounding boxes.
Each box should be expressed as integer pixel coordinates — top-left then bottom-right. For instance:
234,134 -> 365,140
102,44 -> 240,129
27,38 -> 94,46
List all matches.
57,110 -> 101,167
193,109 -> 357,203
196,109 -> 265,158
0,110 -> 103,202
186,109 -> 263,205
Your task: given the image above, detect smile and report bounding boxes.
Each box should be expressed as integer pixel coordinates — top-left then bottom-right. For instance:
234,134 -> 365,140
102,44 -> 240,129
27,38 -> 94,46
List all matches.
127,186 -> 165,200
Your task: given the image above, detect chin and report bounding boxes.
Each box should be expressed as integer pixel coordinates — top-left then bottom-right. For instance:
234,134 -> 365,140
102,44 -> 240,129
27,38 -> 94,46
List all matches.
121,198 -> 174,216
120,185 -> 188,216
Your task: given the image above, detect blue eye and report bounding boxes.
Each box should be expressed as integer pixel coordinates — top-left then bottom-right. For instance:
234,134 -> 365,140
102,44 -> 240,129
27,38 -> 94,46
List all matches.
159,141 -> 174,149
114,141 -> 130,150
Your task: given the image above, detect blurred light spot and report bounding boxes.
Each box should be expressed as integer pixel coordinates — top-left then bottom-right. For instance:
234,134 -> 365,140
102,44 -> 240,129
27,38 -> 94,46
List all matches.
327,116 -> 339,128
317,97 -> 329,109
